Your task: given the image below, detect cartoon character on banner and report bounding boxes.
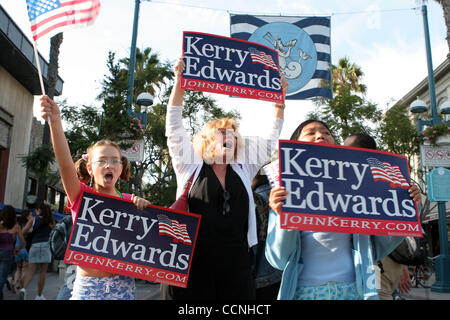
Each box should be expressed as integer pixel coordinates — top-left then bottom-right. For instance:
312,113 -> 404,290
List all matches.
248,22 -> 317,96
263,32 -> 311,80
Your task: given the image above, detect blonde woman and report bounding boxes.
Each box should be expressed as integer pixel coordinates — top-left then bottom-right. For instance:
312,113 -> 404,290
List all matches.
163,57 -> 288,300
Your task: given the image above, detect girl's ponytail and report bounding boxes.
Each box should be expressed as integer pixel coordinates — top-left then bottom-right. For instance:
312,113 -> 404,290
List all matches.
75,157 -> 91,183
120,156 -> 131,181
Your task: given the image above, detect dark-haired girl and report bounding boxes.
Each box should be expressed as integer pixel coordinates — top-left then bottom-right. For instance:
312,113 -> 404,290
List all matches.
265,120 -> 414,300
0,205 -> 24,299
20,203 -> 54,300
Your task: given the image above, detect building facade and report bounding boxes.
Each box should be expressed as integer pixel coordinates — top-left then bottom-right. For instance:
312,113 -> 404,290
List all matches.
0,5 -> 63,210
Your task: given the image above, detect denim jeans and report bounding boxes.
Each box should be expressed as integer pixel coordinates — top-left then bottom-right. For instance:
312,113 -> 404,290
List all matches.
0,250 -> 14,299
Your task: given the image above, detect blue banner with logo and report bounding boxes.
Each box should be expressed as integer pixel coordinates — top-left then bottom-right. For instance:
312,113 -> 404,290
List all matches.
278,140 -> 422,237
181,31 -> 283,104
65,191 -> 201,288
230,14 -> 332,100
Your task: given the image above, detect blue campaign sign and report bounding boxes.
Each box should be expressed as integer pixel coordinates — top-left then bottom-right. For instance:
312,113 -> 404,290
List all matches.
278,140 -> 422,237
65,191 -> 201,288
181,31 -> 283,104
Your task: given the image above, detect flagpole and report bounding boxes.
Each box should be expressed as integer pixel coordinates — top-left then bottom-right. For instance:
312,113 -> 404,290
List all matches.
32,39 -> 46,96
32,39 -> 52,125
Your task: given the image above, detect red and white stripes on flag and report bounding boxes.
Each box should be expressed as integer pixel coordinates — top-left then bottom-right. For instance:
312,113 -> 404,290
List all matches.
248,47 -> 279,71
26,0 -> 101,41
157,214 -> 192,245
366,158 -> 410,189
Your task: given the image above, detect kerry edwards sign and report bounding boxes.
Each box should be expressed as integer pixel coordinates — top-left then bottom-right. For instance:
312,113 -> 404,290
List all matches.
278,140 -> 422,237
64,192 -> 201,288
181,31 -> 283,104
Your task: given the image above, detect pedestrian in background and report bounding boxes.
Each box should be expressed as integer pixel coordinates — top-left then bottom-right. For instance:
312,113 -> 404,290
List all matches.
12,209 -> 32,292
0,205 -> 24,300
19,202 -> 55,300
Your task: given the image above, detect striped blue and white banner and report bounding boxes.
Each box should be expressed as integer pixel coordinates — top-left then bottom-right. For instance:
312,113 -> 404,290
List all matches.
230,14 -> 332,100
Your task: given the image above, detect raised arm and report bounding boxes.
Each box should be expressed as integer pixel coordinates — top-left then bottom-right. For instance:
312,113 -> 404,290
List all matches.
40,96 -> 80,205
169,57 -> 186,108
15,224 -> 25,251
273,74 -> 288,120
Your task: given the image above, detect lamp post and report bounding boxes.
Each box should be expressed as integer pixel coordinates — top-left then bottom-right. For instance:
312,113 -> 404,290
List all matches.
127,0 -> 141,108
409,5 -> 450,293
126,0 -> 153,132
126,0 -> 152,109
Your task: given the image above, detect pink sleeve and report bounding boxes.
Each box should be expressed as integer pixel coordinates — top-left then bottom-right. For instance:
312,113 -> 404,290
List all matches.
122,193 -> 133,201
67,182 -> 92,223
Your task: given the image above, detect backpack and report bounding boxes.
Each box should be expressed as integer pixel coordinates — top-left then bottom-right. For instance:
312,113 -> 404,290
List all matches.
49,215 -> 73,260
388,236 -> 427,266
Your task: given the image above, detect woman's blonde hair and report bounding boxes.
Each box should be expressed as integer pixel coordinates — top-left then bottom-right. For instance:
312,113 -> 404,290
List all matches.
192,118 -> 244,164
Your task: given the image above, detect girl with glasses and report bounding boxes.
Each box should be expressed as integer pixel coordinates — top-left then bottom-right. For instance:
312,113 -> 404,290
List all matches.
40,96 -> 150,300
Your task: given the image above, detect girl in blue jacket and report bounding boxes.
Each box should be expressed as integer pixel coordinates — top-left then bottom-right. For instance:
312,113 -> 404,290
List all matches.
265,120 -> 421,300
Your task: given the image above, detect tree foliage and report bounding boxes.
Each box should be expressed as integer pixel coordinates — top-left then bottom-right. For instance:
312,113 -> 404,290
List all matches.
60,47 -> 240,207
379,103 -> 419,163
19,144 -> 60,186
309,57 -> 382,143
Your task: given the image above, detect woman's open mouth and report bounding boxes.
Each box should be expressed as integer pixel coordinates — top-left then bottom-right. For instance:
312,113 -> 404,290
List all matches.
223,141 -> 233,149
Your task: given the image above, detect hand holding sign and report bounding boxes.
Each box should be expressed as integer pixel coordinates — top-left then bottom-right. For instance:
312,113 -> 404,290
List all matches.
269,186 -> 288,215
174,56 -> 185,82
131,193 -> 150,210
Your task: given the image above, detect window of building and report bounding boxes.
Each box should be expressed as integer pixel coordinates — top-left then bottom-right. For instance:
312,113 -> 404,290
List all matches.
27,177 -> 38,195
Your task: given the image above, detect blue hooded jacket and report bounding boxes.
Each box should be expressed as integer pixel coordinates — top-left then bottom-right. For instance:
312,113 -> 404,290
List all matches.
265,209 -> 404,300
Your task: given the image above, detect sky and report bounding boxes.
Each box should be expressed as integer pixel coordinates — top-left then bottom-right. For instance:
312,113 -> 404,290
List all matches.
1,0 -> 448,139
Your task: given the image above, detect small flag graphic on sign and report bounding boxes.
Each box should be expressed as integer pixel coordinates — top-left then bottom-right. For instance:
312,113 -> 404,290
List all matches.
367,158 -> 410,189
26,0 -> 101,41
248,47 -> 278,71
157,214 -> 192,245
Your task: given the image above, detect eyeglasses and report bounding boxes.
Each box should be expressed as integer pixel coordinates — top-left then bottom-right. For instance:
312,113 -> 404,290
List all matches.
91,159 -> 121,167
223,191 -> 230,215
216,128 -> 237,137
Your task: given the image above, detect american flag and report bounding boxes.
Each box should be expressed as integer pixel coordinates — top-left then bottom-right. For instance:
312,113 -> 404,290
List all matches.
26,0 -> 101,41
157,214 -> 192,245
248,47 -> 278,71
366,158 -> 410,189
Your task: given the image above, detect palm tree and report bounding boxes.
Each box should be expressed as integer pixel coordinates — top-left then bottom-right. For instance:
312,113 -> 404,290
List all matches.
36,32 -> 64,202
119,47 -> 173,111
434,0 -> 450,57
332,56 -> 367,95
310,56 -> 381,143
423,1 -> 450,56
